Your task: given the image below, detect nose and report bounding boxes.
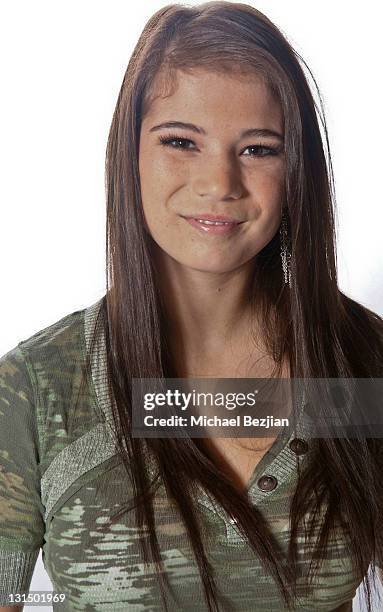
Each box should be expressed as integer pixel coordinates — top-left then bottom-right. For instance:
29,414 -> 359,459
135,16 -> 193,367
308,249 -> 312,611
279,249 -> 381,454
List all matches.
192,155 -> 244,201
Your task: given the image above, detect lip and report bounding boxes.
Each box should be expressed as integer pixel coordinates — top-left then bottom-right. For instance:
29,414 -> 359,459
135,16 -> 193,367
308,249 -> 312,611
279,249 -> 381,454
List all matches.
182,213 -> 243,223
181,214 -> 244,236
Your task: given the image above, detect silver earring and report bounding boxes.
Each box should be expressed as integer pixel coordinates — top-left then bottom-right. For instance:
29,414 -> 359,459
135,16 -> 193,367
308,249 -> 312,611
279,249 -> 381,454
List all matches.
280,207 -> 292,287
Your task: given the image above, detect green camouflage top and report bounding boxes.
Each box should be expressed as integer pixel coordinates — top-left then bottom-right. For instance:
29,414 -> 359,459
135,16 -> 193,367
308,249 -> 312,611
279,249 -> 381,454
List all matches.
0,297 -> 372,610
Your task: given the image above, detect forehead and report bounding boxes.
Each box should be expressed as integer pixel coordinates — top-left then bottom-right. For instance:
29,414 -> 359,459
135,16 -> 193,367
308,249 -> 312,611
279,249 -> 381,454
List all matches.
142,68 -> 283,133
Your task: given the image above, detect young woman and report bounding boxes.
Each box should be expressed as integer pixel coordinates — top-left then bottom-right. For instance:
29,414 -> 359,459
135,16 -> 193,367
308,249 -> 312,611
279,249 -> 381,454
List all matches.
1,2 -> 383,611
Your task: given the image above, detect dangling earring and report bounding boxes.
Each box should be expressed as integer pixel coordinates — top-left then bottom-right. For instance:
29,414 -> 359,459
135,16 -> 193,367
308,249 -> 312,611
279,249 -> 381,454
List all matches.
280,207 -> 292,287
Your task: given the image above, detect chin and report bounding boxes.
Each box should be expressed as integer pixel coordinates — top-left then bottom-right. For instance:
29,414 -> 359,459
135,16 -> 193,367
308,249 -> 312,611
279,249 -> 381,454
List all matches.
180,257 -> 245,274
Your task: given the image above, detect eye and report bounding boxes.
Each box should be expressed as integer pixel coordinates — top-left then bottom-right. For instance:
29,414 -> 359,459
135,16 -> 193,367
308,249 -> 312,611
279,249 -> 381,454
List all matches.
243,144 -> 282,157
158,134 -> 196,150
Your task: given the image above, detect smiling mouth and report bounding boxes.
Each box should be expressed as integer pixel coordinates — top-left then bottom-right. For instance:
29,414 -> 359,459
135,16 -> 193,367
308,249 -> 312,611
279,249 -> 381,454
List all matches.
181,214 -> 244,225
192,219 -> 237,226
180,215 -> 244,235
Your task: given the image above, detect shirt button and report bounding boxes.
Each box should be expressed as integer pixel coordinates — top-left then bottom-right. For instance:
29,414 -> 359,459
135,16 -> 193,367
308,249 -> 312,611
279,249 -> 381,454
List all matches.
289,438 -> 309,455
257,475 -> 278,491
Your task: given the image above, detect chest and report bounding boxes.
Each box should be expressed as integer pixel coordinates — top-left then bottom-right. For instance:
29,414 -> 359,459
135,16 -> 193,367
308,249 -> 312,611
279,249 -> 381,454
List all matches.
195,356 -> 291,495
202,434 -> 278,494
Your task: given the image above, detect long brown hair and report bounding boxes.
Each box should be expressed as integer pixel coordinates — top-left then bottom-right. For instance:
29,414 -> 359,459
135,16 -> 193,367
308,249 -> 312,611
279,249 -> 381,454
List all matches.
84,2 -> 383,610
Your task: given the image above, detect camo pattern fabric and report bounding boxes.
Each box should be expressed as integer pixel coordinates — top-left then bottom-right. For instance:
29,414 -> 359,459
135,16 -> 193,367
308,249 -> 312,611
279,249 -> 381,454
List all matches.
0,296 -> 372,610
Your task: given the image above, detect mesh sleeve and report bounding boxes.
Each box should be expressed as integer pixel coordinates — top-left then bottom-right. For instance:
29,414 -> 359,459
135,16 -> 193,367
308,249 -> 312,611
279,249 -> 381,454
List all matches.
0,343 -> 45,605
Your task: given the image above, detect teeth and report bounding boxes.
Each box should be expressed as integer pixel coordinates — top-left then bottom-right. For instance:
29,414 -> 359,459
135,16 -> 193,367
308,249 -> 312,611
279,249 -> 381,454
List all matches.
196,219 -> 233,225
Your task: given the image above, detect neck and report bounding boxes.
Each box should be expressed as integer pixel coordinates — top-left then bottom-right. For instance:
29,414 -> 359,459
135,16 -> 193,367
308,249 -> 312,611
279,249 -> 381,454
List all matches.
152,247 -> 264,374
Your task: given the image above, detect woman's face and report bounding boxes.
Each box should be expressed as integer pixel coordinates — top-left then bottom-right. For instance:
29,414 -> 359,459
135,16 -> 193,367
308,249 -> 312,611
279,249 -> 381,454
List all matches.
139,68 -> 285,274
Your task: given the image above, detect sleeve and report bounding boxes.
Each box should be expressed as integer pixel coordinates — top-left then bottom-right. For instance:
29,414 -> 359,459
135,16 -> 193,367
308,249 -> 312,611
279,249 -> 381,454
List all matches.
0,343 -> 45,606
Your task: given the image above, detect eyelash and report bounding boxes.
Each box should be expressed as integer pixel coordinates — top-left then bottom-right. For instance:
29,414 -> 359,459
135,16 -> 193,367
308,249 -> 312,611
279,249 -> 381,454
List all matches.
158,133 -> 282,157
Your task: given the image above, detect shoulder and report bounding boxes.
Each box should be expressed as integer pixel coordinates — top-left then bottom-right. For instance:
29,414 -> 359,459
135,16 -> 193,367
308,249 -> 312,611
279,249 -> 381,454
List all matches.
1,296 -> 104,381
0,297 -> 105,460
17,302 -> 89,363
0,302 -> 87,416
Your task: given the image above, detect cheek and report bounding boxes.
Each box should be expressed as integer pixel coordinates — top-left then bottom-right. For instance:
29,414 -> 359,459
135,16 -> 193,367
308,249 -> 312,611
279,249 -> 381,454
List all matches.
253,164 -> 284,200
246,168 -> 285,239
139,148 -> 181,206
249,167 -> 285,224
139,159 -> 177,241
139,150 -> 162,218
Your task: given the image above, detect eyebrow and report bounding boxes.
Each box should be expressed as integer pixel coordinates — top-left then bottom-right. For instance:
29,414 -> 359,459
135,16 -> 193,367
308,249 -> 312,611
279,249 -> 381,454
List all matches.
149,121 -> 284,142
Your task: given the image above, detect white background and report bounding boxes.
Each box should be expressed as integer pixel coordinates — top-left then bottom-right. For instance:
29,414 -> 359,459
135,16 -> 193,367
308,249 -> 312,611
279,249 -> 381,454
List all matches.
0,1 -> 382,610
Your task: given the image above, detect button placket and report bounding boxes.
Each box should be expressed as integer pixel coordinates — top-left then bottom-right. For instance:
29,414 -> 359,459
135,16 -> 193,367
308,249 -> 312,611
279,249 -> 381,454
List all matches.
247,429 -> 311,506
196,430 -> 311,546
224,517 -> 244,545
246,391 -> 312,504
197,405 -> 313,545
